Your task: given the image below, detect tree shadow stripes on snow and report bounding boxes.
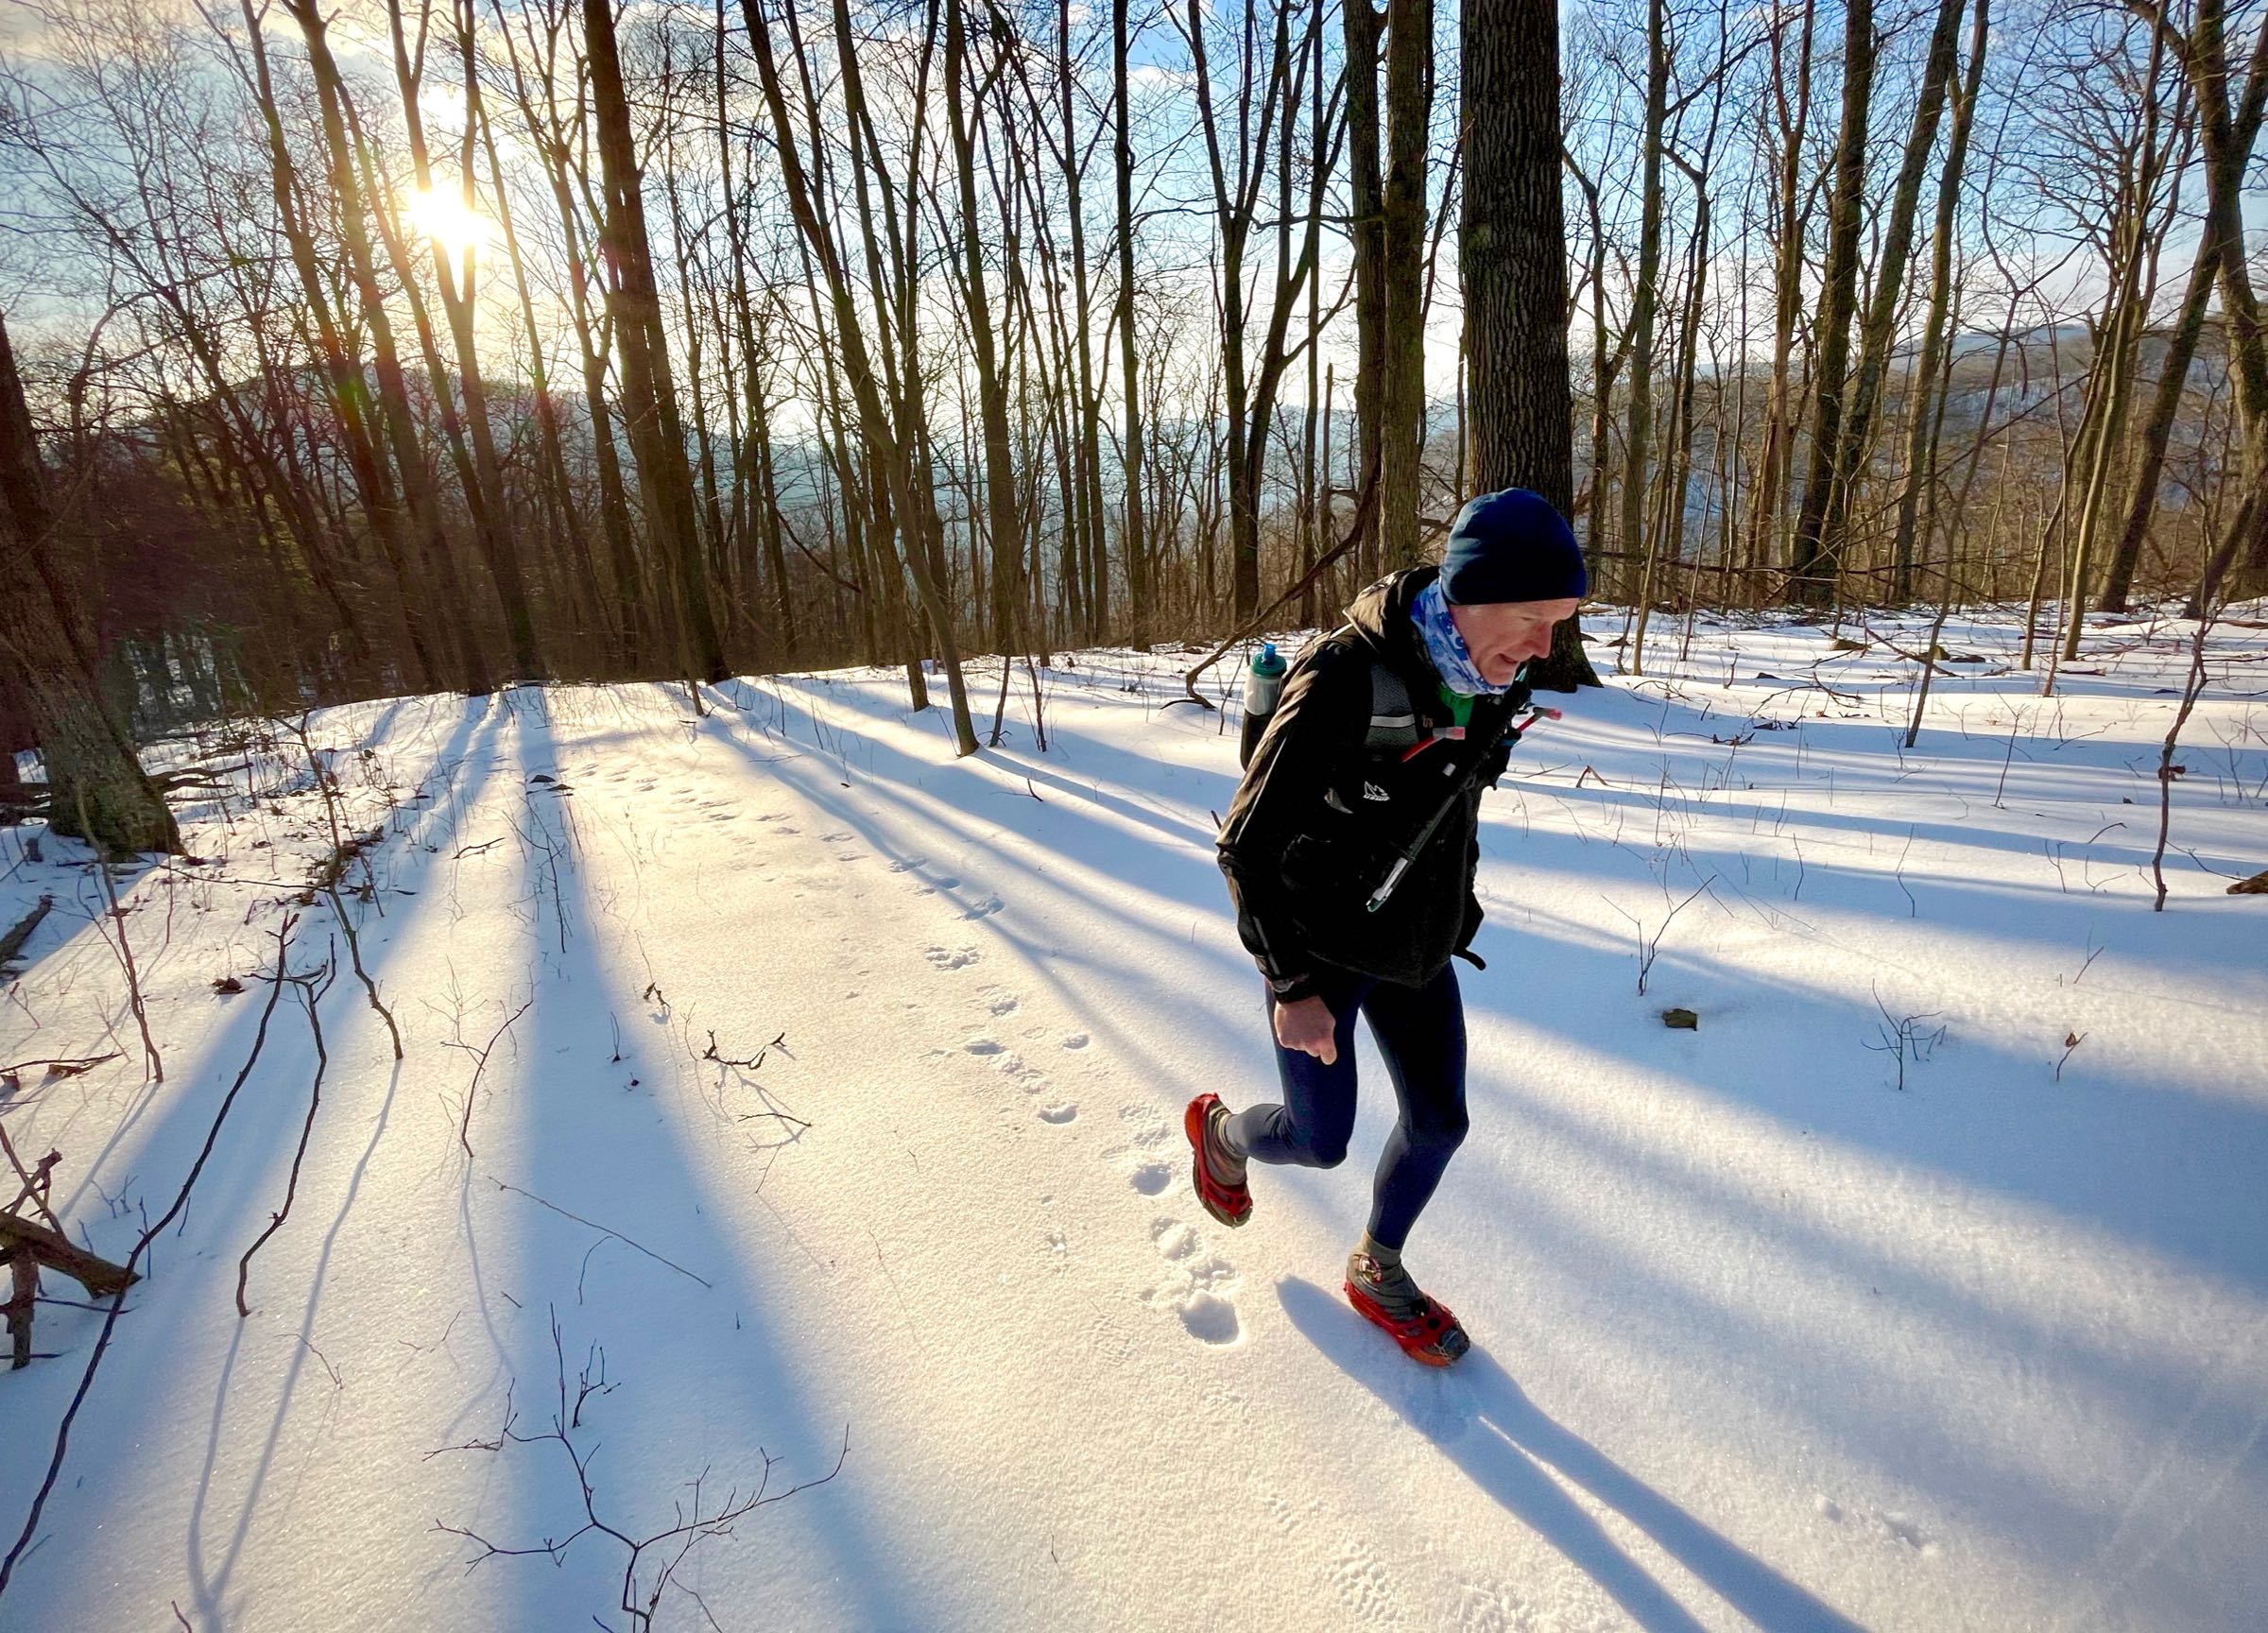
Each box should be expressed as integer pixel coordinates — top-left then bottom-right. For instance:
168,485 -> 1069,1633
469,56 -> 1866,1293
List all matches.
700,679 -> 1269,1093
436,696 -> 913,1632
1462,906 -> 2268,1302
1279,1279 -> 1873,1633
176,699 -> 507,1626
0,696 -> 503,1624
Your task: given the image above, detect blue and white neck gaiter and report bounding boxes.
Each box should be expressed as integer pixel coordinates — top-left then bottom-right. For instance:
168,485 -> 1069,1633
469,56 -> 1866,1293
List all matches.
1411,577 -> 1519,696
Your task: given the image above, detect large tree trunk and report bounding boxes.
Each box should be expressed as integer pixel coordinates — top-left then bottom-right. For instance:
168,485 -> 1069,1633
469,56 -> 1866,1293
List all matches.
1380,0 -> 1432,570
1463,0 -> 1597,688
1346,0 -> 1386,583
1785,0 -> 1876,607
0,314 -> 180,854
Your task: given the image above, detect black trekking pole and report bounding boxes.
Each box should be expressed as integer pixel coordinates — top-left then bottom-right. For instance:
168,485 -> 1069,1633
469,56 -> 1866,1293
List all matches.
1364,699 -> 1559,914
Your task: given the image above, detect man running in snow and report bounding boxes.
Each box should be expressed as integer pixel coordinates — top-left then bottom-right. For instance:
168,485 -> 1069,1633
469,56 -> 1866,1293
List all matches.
1189,489 -> 1585,1365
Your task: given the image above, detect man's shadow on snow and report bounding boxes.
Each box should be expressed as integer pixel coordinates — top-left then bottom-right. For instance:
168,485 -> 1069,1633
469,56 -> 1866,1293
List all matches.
1278,1279 -> 1871,1633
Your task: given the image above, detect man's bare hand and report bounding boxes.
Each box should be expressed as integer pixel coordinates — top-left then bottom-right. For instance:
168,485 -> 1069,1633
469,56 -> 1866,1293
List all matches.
1273,993 -> 1338,1064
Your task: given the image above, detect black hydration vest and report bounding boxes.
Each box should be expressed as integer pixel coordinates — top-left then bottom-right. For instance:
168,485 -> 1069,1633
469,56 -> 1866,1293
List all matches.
1239,646 -> 1430,772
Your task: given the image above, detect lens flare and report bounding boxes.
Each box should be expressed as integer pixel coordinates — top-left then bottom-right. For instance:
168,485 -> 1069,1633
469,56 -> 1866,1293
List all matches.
404,186 -> 486,260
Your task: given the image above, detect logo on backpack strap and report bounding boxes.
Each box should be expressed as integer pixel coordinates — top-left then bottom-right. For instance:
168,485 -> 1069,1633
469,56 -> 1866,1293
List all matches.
1363,782 -> 1391,802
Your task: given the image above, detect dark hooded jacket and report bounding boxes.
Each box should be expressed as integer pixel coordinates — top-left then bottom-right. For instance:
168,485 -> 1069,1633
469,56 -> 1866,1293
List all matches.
1216,566 -> 1525,1000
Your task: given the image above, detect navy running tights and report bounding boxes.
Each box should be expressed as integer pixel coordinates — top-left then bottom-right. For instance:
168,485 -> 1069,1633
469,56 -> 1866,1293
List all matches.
1227,962 -> 1469,1251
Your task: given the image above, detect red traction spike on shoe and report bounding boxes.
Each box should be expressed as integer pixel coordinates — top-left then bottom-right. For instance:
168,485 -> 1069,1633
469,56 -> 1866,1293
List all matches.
1345,1277 -> 1470,1367
1183,1092 -> 1251,1229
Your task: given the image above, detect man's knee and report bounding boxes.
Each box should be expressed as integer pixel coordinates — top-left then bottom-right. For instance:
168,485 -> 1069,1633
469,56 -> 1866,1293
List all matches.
1409,1105 -> 1469,1156
1289,1126 -> 1351,1169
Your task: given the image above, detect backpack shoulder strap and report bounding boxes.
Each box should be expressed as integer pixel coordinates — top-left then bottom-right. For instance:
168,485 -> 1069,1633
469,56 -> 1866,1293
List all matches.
1364,663 -> 1421,751
1263,634 -> 1422,753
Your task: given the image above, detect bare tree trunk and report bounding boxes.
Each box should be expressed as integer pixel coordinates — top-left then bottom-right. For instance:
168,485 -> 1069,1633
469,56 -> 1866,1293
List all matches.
1346,0 -> 1385,582
0,313 -> 180,853
1632,146 -> 1719,675
656,124 -> 733,637
283,0 -> 490,693
1813,0 -> 1973,593
1785,0 -> 1875,607
1745,0 -> 1816,581
945,0 -> 1022,655
1186,0 -> 1326,626
390,0 -> 543,680
1890,0 -> 1989,602
1110,0 -> 1143,643
1191,0 -> 1256,620
490,2 -> 650,665
740,0 -> 979,752
1617,0 -> 1668,605
2063,30 -> 2182,659
2141,0 -> 2268,602
1380,0 -> 1432,569
1464,0 -> 1596,688
2100,215 -> 2220,611
1034,0 -> 1104,650
585,0 -> 729,684
473,29 -> 607,656
239,0 -> 438,689
1565,152 -> 1622,572
2104,0 -> 2268,608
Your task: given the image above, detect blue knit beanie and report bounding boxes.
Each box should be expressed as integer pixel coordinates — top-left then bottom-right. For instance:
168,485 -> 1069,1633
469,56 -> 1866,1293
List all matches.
1439,489 -> 1588,605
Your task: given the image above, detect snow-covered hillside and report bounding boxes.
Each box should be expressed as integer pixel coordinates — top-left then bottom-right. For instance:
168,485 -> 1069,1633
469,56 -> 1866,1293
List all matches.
1,606 -> 2262,1632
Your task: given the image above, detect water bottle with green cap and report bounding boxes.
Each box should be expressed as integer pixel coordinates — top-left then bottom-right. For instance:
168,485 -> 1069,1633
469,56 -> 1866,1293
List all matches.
1239,641 -> 1288,768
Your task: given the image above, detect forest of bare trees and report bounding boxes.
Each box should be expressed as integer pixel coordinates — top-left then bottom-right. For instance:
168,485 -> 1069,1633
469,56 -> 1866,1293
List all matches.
3,0 -> 2266,840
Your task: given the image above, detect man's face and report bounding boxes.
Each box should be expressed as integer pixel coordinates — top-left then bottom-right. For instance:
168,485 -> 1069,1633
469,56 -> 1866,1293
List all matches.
1448,596 -> 1583,687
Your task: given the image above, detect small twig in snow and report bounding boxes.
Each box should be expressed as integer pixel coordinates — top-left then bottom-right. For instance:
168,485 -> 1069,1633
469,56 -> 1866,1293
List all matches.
235,949 -> 339,1315
487,1179 -> 711,1290
451,1002 -> 532,1160
76,796 -> 160,1085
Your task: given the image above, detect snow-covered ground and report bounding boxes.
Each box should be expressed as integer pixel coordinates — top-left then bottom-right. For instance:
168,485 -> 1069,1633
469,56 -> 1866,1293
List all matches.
0,606 -> 2262,1633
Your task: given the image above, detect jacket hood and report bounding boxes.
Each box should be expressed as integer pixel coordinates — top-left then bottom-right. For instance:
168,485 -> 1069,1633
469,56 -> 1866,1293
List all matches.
1342,564 -> 1442,690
